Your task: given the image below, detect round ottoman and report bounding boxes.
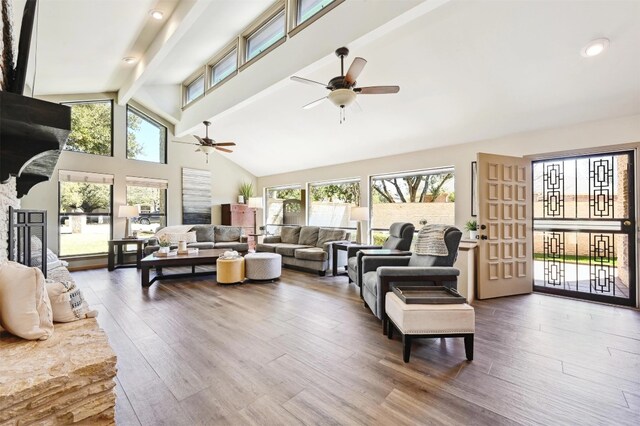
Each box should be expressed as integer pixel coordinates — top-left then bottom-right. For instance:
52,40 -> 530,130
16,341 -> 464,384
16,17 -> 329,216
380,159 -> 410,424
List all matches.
245,253 -> 282,281
216,257 -> 245,284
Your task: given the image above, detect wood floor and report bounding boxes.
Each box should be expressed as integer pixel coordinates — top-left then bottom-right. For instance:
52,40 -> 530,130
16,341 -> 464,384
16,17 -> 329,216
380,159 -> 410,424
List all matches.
72,267 -> 640,425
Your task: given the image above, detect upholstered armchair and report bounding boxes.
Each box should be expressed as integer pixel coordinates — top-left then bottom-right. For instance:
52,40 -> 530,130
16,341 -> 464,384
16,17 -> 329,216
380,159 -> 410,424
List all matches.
346,222 -> 415,286
360,226 -> 462,320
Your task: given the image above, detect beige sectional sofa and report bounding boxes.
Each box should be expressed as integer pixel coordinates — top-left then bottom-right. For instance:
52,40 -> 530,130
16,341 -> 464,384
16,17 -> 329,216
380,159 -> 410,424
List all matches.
256,226 -> 351,275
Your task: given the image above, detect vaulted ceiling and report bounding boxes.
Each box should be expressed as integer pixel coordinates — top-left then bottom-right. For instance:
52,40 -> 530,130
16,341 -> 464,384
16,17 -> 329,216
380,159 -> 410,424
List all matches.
16,0 -> 640,176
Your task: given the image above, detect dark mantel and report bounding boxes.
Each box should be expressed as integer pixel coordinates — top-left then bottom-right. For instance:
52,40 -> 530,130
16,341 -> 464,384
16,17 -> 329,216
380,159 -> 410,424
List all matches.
0,91 -> 71,197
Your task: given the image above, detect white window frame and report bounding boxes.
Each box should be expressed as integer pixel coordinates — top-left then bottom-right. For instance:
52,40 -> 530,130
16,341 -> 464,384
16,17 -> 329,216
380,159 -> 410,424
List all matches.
239,1 -> 287,69
206,40 -> 239,93
287,0 -> 344,37
182,68 -> 206,108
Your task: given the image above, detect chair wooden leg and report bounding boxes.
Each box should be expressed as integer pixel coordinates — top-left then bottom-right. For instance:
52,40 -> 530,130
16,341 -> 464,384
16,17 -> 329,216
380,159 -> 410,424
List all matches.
464,334 -> 474,361
402,334 -> 412,363
387,319 -> 394,340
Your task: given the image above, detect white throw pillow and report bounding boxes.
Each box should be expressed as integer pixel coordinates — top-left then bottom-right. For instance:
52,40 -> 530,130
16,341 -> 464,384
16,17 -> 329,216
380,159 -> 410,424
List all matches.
0,261 -> 54,340
165,231 -> 197,244
45,279 -> 97,322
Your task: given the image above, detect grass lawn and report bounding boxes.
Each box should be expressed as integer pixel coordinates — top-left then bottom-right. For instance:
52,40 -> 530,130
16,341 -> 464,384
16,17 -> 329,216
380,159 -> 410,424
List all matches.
60,224 -> 110,256
533,253 -> 617,266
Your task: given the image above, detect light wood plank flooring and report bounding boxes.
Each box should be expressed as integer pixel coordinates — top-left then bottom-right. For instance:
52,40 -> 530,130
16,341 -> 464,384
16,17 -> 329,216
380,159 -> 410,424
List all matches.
71,267 -> 640,425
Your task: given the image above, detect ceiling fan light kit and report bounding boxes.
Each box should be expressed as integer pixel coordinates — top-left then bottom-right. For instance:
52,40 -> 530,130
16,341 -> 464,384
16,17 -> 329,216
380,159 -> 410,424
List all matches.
291,46 -> 400,123
174,121 -> 237,164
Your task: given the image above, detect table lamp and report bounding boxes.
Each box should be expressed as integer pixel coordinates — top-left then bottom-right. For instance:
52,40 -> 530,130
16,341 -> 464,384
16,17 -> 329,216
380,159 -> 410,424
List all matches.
350,206 -> 368,244
118,205 -> 139,238
248,197 -> 263,235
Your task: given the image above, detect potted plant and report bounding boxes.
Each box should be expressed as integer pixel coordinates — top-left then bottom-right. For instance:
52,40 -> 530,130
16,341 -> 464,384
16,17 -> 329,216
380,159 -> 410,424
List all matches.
239,182 -> 253,204
465,220 -> 478,240
158,235 -> 171,253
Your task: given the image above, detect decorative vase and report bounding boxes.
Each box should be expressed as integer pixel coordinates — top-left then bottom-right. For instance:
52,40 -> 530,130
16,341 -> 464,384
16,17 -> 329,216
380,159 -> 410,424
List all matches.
238,195 -> 245,204
159,246 -> 170,254
469,230 -> 478,240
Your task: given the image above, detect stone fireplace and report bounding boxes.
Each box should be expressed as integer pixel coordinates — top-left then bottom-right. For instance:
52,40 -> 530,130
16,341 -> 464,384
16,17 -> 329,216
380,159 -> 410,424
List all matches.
0,177 -> 20,262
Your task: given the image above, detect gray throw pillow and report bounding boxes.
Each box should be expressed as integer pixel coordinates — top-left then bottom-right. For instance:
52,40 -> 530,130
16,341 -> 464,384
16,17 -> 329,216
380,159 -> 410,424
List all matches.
316,228 -> 347,247
298,226 -> 319,246
214,226 -> 241,242
280,226 -> 301,244
191,225 -> 215,242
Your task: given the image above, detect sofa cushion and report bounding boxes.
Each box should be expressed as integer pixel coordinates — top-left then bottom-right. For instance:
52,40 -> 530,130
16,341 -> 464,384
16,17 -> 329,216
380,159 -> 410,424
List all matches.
215,242 -> 248,251
275,244 -> 312,257
298,226 -> 320,246
347,256 -> 358,271
215,226 -> 241,242
280,226 -> 301,244
191,225 -> 215,242
362,271 -> 379,297
256,243 -> 278,253
294,247 -> 328,262
187,242 -> 215,249
316,228 -> 348,247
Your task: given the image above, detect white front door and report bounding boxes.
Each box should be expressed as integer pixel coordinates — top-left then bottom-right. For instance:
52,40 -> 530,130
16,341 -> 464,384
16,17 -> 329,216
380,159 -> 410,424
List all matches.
477,153 -> 532,299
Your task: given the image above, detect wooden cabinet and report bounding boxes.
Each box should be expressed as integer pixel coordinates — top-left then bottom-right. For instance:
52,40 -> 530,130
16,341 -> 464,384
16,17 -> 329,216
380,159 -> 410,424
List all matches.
221,204 -> 255,237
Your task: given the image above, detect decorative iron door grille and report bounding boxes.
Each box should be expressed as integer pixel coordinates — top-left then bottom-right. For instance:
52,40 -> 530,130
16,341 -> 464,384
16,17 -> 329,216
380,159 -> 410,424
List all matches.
8,207 -> 48,278
532,151 -> 636,306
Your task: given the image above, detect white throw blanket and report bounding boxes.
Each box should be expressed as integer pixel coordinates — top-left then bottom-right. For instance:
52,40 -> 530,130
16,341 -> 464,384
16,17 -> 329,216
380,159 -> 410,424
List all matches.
154,225 -> 194,239
414,224 -> 451,257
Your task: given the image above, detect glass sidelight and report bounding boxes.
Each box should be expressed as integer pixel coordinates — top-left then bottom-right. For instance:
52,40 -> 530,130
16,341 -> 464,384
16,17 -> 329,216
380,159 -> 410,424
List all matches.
532,151 -> 636,306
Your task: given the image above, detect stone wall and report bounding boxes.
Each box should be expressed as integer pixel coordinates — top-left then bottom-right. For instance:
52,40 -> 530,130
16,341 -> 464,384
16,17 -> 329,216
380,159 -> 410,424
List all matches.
0,177 -> 20,262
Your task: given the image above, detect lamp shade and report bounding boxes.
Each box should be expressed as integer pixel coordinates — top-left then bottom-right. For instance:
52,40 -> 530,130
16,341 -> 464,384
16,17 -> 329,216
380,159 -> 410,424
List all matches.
118,205 -> 139,218
350,206 -> 368,221
248,197 -> 263,209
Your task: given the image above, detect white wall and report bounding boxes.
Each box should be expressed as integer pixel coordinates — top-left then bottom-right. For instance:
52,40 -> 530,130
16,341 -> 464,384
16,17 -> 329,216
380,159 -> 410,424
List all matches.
20,93 -> 256,264
257,114 -> 640,234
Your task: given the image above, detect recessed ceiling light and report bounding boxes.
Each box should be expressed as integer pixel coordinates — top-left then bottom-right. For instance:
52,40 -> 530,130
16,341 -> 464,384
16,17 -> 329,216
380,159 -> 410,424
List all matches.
581,38 -> 609,58
149,10 -> 164,20
123,57 -> 137,64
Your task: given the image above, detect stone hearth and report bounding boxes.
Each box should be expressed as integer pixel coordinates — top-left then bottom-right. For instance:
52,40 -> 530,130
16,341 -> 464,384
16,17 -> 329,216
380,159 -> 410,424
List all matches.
0,318 -> 117,424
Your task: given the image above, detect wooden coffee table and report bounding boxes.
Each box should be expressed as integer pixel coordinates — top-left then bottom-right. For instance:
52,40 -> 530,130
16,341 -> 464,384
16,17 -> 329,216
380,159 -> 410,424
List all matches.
140,249 -> 227,287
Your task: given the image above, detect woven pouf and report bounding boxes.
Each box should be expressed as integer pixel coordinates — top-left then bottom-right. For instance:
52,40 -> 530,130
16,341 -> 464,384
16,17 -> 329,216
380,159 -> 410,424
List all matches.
245,253 -> 282,281
216,257 -> 245,284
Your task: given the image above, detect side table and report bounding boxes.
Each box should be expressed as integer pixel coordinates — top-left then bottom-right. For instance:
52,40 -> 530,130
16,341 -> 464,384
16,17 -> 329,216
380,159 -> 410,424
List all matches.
332,242 -> 357,276
108,239 -> 148,271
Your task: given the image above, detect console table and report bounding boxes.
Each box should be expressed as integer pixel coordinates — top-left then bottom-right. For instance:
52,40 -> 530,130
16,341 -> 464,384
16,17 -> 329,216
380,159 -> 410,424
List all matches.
107,239 -> 147,271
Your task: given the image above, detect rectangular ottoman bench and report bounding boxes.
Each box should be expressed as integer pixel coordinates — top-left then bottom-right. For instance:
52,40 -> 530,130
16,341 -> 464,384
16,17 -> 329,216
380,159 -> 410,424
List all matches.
384,292 -> 475,363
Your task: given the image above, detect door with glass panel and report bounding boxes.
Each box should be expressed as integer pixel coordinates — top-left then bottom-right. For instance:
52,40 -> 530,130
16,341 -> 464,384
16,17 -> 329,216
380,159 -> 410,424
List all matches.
532,151 -> 636,306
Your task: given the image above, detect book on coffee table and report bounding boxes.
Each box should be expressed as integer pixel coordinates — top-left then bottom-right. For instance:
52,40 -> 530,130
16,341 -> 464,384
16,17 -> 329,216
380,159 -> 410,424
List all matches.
154,250 -> 177,257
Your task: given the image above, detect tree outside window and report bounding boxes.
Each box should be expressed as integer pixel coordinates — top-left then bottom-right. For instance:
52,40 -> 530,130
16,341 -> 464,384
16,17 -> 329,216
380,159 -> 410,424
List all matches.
63,101 -> 112,156
309,181 -> 359,231
371,170 -> 455,245
59,182 -> 112,256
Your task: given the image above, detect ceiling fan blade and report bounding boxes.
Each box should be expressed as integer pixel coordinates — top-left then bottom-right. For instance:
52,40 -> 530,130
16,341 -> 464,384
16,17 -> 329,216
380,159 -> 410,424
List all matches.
291,76 -> 328,88
193,135 -> 206,144
302,97 -> 327,110
350,100 -> 363,113
174,140 -> 199,146
214,142 -> 236,146
355,86 -> 400,94
215,147 -> 233,153
345,57 -> 367,84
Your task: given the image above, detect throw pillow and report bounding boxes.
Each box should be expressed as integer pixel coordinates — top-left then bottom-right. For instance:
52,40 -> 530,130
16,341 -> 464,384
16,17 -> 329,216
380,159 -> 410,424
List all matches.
0,261 -> 54,340
214,226 -> 241,242
316,228 -> 347,247
45,279 -> 97,322
191,225 -> 215,243
298,226 -> 319,246
280,226 -> 301,244
165,231 -> 197,244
